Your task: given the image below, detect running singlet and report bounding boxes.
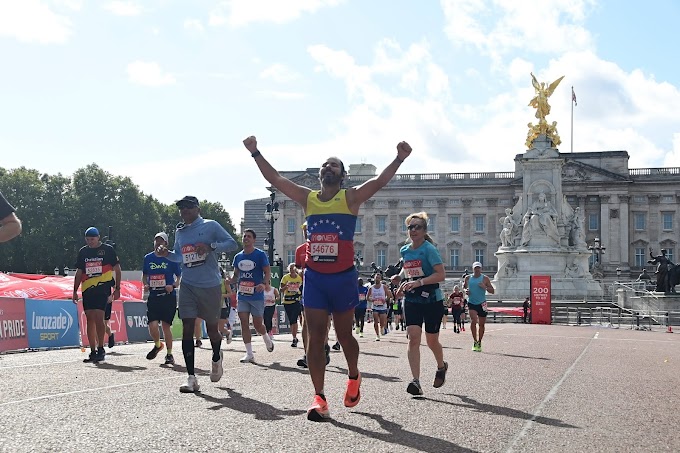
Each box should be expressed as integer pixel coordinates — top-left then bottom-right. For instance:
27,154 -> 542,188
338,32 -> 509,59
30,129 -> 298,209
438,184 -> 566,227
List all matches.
263,287 -> 276,307
304,189 -> 356,273
370,284 -> 387,309
357,286 -> 368,309
467,274 -> 487,306
280,273 -> 302,303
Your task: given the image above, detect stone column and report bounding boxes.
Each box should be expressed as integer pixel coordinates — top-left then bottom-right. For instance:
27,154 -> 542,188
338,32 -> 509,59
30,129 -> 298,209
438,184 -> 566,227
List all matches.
648,195 -> 660,249
618,195 -> 630,267
363,200 -> 375,264
600,195 -> 610,267
388,199 -> 399,264
462,198 -> 473,266
437,198 -> 449,263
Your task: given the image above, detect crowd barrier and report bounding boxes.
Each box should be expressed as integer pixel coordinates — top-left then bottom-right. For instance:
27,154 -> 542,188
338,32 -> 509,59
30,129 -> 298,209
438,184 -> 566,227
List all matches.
0,297 -> 292,353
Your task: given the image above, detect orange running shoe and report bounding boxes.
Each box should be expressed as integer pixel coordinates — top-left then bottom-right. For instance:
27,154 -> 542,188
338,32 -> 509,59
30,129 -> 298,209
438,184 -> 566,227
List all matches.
343,372 -> 362,408
307,395 -> 330,422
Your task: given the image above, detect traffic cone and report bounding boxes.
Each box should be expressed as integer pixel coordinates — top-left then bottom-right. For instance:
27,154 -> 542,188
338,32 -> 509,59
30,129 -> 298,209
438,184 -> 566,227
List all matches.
667,325 -> 673,333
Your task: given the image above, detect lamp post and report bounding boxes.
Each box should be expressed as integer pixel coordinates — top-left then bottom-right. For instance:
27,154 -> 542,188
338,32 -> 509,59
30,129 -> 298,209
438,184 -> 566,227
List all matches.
264,191 -> 280,266
588,237 -> 606,269
218,252 -> 231,274
54,267 -> 59,276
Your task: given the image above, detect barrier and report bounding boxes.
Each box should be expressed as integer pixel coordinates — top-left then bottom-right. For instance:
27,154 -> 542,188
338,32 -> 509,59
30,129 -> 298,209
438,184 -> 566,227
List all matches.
0,297 -> 28,352
25,299 -> 79,349
76,300 -> 128,347
122,301 -> 154,343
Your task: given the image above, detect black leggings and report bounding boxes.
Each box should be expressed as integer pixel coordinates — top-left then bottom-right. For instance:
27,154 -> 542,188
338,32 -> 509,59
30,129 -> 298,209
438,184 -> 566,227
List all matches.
354,307 -> 366,332
452,309 -> 462,324
263,305 -> 276,333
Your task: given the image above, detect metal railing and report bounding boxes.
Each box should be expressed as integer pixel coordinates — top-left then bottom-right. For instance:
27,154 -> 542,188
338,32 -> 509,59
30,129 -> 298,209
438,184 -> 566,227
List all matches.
550,306 -> 679,331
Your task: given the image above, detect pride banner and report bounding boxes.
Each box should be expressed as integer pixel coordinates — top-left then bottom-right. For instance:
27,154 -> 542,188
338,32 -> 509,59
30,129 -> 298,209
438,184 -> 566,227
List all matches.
0,297 -> 29,352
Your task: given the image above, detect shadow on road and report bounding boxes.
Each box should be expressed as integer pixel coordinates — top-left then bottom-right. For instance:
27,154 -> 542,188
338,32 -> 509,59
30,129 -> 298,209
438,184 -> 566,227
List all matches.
330,411 -> 477,453
252,361 -> 309,375
434,394 -> 578,428
328,366 -> 402,383
93,362 -> 147,373
194,387 -> 305,420
360,351 -> 399,359
165,364 -> 209,376
483,352 -> 551,361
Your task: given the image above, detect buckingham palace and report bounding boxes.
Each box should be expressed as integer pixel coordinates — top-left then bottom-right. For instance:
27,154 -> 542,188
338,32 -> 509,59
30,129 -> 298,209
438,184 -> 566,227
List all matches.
242,150 -> 680,288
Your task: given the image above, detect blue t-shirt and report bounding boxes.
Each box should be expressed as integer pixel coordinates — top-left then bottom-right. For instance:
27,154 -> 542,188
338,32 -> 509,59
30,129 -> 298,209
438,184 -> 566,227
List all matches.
233,248 -> 269,302
399,241 -> 444,303
143,253 -> 182,297
357,285 -> 369,309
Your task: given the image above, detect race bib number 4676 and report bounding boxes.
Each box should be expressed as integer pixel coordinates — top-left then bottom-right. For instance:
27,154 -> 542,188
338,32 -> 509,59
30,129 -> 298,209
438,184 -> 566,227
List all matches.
310,233 -> 339,262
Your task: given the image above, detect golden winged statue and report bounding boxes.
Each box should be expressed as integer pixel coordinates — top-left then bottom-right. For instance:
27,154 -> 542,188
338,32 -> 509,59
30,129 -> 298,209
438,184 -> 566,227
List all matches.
526,72 -> 564,148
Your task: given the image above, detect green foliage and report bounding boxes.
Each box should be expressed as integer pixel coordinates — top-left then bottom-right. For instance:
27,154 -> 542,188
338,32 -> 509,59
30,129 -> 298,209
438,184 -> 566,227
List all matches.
0,165 -> 241,273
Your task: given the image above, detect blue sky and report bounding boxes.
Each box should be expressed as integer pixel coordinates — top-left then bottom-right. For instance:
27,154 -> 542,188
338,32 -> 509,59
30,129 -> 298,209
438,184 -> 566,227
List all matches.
1,0 -> 679,224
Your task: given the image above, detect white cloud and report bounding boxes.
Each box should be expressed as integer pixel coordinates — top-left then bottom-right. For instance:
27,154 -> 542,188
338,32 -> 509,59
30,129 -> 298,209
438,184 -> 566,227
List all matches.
126,61 -> 176,86
183,18 -> 204,33
103,1 -> 141,17
0,0 -> 72,44
259,64 -> 300,83
209,0 -> 344,27
54,0 -> 83,11
441,0 -> 595,62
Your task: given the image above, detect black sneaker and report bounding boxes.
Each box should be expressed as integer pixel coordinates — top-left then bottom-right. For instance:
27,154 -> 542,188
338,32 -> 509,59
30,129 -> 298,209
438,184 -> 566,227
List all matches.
407,379 -> 424,396
146,343 -> 165,360
433,361 -> 448,388
108,332 -> 115,348
291,338 -> 299,348
297,356 -> 308,368
164,354 -> 175,365
83,352 -> 97,363
332,341 -> 341,351
95,348 -> 106,362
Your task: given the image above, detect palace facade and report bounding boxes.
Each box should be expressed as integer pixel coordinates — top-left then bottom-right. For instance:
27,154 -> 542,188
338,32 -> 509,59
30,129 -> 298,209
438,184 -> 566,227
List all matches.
242,151 -> 680,286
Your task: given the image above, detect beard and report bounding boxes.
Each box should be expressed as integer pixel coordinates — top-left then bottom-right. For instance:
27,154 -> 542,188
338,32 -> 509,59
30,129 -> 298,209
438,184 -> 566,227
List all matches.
320,170 -> 342,186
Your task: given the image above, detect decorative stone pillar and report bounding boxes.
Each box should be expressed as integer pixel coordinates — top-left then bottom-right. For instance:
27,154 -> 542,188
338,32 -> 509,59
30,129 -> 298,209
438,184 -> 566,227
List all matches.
618,194 -> 630,267
600,195 -> 610,267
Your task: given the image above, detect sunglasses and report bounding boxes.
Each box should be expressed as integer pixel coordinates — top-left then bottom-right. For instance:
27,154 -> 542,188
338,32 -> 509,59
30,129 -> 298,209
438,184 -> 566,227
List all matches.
407,224 -> 424,231
178,204 -> 197,210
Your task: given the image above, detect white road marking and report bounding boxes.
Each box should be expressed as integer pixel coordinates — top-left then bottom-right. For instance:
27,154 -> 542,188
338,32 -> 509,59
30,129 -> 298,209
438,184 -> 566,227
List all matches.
505,331 -> 597,453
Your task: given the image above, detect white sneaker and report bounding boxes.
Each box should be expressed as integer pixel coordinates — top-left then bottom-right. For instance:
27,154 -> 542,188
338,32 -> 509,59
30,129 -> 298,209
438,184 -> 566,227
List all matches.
240,353 -> 255,363
179,375 -> 200,393
265,336 -> 274,353
226,330 -> 233,345
210,351 -> 224,382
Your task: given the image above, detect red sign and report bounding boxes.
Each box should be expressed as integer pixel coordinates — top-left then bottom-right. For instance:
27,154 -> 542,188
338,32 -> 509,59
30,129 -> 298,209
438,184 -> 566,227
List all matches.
77,300 -> 129,347
530,275 -> 551,324
0,297 -> 29,352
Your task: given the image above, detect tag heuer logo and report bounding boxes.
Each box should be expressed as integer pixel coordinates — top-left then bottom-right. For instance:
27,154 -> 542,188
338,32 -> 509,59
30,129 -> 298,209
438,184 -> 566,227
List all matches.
127,316 -> 134,328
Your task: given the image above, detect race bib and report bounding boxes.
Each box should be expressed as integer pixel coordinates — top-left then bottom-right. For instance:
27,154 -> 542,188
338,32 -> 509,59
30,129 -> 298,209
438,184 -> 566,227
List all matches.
481,301 -> 488,311
149,274 -> 166,289
373,297 -> 386,307
404,260 -> 425,278
286,282 -> 300,293
238,281 -> 255,295
359,293 -> 366,301
85,260 -> 103,276
309,233 -> 338,262
181,244 -> 207,268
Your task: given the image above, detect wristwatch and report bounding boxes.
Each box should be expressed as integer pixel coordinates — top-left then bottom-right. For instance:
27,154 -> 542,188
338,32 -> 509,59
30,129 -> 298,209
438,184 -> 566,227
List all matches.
210,242 -> 217,251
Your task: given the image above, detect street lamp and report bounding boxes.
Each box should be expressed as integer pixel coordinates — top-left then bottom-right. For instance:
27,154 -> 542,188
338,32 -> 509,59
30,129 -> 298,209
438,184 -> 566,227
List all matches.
54,267 -> 59,276
263,191 -> 280,265
218,252 -> 231,273
616,267 -> 621,278
588,237 -> 606,269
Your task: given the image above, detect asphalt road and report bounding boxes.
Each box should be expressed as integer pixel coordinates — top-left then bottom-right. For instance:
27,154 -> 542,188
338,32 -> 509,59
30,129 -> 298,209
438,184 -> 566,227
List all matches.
1,323 -> 678,452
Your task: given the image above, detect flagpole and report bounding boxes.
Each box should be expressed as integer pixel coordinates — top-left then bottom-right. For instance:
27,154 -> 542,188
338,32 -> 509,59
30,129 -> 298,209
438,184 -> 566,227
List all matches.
570,85 -> 574,153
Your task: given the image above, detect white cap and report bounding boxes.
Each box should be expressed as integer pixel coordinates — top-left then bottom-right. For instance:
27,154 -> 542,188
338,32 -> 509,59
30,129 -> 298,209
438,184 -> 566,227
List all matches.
472,261 -> 482,269
154,232 -> 169,243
